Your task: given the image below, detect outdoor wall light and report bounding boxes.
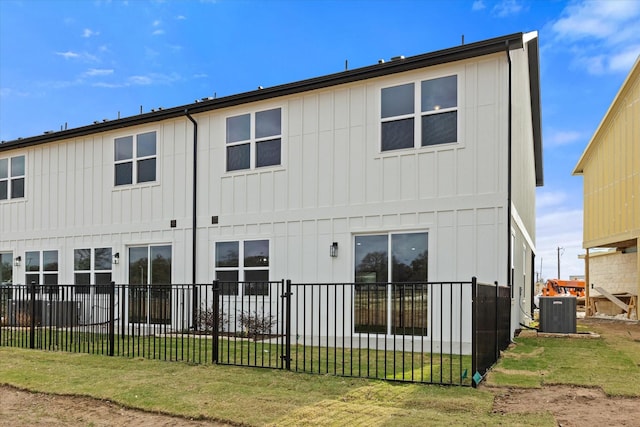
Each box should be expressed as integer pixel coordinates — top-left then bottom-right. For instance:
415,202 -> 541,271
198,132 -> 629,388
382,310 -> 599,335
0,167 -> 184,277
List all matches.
113,252 -> 120,264
14,256 -> 21,267
330,242 -> 338,258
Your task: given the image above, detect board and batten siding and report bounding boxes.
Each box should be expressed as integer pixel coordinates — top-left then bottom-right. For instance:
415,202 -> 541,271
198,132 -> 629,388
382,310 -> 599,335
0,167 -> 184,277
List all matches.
201,54 -> 510,287
1,119 -> 195,285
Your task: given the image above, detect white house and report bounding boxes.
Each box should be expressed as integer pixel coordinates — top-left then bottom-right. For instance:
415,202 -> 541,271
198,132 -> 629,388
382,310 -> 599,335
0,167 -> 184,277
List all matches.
0,32 -> 543,343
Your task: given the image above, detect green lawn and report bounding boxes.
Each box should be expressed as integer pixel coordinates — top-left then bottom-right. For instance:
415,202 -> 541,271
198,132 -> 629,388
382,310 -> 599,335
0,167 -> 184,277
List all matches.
1,319 -> 637,425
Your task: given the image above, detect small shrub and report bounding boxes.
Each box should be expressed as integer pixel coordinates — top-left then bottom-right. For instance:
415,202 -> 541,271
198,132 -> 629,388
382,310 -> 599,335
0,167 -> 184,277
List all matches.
238,310 -> 276,341
196,304 -> 228,333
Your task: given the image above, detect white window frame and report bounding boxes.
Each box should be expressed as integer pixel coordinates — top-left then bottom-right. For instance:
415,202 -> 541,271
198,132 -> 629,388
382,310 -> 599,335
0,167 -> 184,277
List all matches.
380,74 -> 459,152
114,131 -> 157,186
225,108 -> 282,172
0,155 -> 26,200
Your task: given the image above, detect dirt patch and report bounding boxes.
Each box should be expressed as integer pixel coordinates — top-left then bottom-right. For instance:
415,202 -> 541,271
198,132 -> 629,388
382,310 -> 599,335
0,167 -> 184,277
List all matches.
490,385 -> 640,427
0,385 -> 228,427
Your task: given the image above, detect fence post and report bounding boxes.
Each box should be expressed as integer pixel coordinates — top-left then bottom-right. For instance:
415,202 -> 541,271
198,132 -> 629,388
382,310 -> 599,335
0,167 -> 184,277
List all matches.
212,280 -> 219,364
471,277 -> 477,388
282,280 -> 292,371
494,281 -> 499,361
30,281 -> 36,349
109,281 -> 115,356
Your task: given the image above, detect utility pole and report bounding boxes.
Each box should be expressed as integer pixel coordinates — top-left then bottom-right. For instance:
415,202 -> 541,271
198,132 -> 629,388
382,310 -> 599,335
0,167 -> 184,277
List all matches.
557,247 -> 564,279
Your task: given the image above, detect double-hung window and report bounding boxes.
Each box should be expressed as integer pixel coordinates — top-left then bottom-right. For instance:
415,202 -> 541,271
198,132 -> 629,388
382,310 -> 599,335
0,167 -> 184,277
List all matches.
354,232 -> 429,336
215,240 -> 270,295
381,75 -> 457,151
114,131 -> 157,186
0,155 -> 25,200
74,248 -> 113,294
226,108 -> 281,171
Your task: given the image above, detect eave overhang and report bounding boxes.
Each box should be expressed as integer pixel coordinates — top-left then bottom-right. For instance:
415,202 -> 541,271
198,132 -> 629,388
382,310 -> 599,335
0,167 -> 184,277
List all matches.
1,32 -> 537,158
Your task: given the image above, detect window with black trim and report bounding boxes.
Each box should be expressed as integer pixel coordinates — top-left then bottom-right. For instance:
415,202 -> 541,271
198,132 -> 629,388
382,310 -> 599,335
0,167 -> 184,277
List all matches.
0,155 -> 25,200
74,248 -> 113,294
215,240 -> 270,295
354,232 -> 428,336
226,108 -> 281,171
381,75 -> 457,151
114,131 -> 157,186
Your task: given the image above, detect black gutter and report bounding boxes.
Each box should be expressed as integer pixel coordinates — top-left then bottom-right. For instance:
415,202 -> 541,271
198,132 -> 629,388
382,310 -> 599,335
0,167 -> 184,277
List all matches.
1,32 -> 526,151
185,110 -> 198,286
527,38 -> 544,187
505,41 -> 513,295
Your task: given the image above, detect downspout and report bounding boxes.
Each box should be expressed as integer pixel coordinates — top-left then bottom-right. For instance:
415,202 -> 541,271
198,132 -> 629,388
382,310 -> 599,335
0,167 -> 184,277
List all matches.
505,41 -> 513,293
185,110 -> 198,285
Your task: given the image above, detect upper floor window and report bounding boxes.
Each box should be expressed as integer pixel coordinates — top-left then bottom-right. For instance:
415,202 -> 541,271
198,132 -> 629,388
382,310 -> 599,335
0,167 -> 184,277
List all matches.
114,131 -> 157,186
381,75 -> 457,152
226,108 -> 281,171
0,155 -> 25,200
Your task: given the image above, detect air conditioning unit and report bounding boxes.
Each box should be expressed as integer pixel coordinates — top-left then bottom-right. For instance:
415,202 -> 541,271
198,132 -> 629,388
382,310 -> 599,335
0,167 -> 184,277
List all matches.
539,296 -> 576,333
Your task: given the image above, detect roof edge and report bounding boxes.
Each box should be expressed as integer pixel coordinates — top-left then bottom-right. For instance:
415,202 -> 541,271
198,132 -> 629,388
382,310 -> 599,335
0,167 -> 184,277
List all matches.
573,55 -> 640,175
1,32 -> 526,152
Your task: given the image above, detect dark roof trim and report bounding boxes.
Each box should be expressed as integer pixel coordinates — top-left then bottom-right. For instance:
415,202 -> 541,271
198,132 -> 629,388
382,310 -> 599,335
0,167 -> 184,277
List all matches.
1,32 -> 526,151
527,37 -> 544,187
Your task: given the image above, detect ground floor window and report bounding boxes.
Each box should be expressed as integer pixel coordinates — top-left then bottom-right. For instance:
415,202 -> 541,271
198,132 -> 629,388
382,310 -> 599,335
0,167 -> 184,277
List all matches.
128,245 -> 172,324
1,252 -> 12,286
25,250 -> 59,294
354,232 -> 428,335
215,239 -> 269,296
74,247 -> 113,294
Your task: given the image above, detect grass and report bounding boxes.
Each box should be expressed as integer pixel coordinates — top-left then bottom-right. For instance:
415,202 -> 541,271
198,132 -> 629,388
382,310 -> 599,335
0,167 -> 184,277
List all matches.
0,319 -> 637,425
2,328 -> 473,385
485,323 -> 640,397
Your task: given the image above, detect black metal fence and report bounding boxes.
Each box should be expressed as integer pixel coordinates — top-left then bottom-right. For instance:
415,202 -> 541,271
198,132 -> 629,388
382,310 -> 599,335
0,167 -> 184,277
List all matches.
0,278 -> 511,387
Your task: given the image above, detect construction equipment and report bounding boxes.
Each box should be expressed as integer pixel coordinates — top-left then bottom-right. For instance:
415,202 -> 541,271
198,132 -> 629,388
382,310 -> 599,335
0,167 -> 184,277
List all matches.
541,279 -> 585,298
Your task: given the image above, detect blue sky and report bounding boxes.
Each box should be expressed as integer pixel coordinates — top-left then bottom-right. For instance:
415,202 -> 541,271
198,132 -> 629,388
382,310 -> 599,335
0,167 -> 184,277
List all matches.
1,0 -> 639,281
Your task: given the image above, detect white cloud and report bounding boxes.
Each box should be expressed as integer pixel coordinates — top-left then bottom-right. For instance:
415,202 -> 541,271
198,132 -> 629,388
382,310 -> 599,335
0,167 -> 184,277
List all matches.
152,29 -> 165,36
55,51 -> 99,62
84,68 -> 114,77
176,15 -> 186,20
609,46 -> 640,73
536,191 -> 567,210
153,20 -> 161,27
552,1 -> 640,40
493,0 -> 524,17
535,209 -> 585,280
472,0 -> 485,11
82,28 -> 99,38
549,0 -> 640,75
546,129 -> 583,147
56,51 -> 80,59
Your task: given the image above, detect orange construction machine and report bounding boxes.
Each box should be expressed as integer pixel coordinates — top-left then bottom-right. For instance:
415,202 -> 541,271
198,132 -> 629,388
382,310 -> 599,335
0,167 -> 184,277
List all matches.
540,279 -> 586,298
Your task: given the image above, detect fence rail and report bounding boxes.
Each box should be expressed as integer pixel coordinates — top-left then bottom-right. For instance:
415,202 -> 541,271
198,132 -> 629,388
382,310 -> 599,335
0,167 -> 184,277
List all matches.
0,278 -> 511,387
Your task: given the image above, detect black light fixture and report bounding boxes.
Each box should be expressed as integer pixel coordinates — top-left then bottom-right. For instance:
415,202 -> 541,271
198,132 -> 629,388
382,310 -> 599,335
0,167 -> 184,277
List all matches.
14,256 -> 21,266
330,242 -> 338,258
113,252 -> 120,264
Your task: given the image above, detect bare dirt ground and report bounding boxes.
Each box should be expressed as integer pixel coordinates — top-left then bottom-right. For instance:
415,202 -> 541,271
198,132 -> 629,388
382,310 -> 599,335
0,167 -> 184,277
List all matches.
1,318 -> 639,426
0,386 -> 228,426
490,318 -> 640,427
